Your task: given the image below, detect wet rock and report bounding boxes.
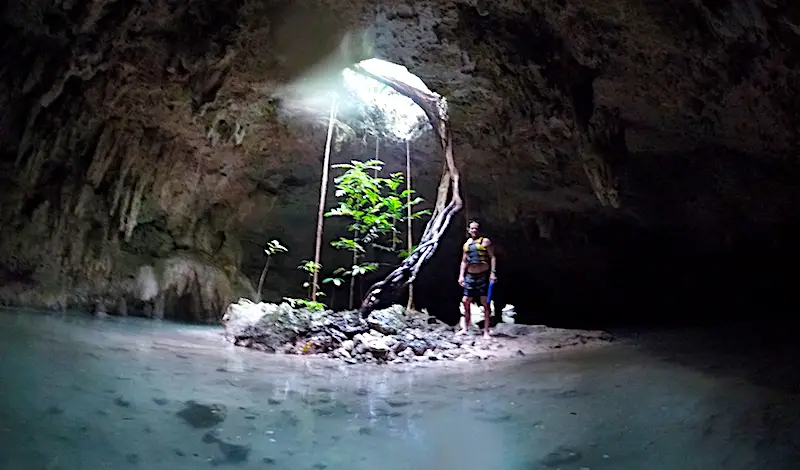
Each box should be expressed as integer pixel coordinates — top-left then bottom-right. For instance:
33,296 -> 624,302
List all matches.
202,430 -> 251,465
301,394 -> 332,405
217,440 -> 251,464
280,409 -> 300,426
223,300 -> 322,352
554,389 -> 583,399
366,307 -> 406,335
475,410 -> 513,423
176,401 -> 227,428
406,338 -> 428,356
398,348 -> 415,360
386,397 -> 412,408
540,446 -> 583,467
114,397 -> 131,408
313,407 -> 336,417
224,300 -> 610,365
354,332 -> 390,357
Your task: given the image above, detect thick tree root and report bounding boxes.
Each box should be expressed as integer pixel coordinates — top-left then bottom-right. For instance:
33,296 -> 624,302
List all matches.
349,65 -> 463,316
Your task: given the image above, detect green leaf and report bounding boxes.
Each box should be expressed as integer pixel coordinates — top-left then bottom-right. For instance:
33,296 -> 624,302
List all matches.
298,261 -> 321,273
331,238 -> 365,253
412,209 -> 432,218
265,239 -> 289,255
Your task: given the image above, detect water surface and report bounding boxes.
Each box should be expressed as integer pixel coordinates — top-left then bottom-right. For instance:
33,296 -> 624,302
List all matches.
0,309 -> 797,469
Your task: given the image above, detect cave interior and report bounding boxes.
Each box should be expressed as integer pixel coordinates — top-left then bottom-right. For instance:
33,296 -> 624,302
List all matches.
0,0 -> 799,329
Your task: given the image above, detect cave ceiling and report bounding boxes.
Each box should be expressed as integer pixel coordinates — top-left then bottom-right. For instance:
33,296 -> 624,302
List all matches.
0,0 -> 798,318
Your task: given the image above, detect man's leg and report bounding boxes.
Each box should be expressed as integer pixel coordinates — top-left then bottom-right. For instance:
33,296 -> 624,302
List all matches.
457,295 -> 472,335
457,273 -> 473,335
480,295 -> 491,338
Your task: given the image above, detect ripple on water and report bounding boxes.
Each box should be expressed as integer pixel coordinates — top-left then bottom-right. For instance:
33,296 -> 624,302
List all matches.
1,309 -> 799,470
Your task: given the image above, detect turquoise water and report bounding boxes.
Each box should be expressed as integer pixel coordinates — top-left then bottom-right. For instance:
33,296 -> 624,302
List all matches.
0,309 -> 797,469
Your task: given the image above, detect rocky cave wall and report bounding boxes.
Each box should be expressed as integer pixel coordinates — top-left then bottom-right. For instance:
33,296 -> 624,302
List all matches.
1,0 -> 799,325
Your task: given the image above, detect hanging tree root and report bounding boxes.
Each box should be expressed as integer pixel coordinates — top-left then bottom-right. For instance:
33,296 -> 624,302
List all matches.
349,65 -> 463,316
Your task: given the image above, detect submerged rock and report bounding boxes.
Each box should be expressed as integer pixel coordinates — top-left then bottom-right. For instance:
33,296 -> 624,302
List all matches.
176,401 -> 227,428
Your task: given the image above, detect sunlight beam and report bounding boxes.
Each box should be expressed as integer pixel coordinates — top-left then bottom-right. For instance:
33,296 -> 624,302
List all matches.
341,58 -> 429,140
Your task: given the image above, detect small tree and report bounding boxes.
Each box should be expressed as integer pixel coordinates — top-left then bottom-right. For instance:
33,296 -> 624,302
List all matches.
255,239 -> 288,303
284,260 -> 327,311
299,260 -> 323,301
325,159 -> 429,308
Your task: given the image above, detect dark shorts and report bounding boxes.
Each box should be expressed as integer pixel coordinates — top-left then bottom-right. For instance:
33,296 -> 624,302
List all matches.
463,271 -> 490,299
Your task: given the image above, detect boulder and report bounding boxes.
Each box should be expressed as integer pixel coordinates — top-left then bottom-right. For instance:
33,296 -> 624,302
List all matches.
354,332 -> 390,356
222,299 -> 325,352
366,307 -> 407,335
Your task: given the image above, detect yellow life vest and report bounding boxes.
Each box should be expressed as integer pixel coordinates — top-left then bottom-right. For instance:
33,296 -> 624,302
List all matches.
463,237 -> 488,264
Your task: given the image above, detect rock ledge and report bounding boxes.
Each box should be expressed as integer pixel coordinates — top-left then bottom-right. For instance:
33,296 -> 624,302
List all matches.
222,299 -> 613,364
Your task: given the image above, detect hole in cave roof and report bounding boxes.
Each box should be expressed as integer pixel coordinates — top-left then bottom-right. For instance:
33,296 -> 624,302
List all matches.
276,58 -> 433,143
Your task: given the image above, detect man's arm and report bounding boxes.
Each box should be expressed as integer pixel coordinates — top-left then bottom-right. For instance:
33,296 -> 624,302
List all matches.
458,251 -> 468,284
484,238 -> 497,279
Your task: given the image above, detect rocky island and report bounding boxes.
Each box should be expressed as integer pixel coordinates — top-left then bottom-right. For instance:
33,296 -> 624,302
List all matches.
223,300 -> 613,364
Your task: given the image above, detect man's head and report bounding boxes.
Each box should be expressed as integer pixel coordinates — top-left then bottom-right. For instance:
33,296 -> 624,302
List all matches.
467,220 -> 481,239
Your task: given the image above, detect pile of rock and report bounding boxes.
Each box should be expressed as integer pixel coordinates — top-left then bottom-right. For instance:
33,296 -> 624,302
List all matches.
222,299 -> 614,364
223,299 -> 488,363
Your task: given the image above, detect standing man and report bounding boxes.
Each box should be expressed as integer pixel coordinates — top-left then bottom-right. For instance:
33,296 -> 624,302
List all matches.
457,219 -> 497,338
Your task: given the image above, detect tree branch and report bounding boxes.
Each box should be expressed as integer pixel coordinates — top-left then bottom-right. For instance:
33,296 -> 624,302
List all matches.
348,65 -> 463,315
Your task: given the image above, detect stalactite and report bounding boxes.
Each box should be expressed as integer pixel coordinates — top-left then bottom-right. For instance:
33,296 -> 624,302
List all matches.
50,207 -> 70,260
86,124 -> 117,187
22,128 -> 66,187
125,168 -> 155,241
75,124 -> 120,218
118,186 -> 133,234
110,163 -> 131,217
22,56 -> 48,94
581,156 -> 620,209
124,183 -> 143,241
40,73 -> 72,108
73,185 -> 93,218
14,106 -> 41,169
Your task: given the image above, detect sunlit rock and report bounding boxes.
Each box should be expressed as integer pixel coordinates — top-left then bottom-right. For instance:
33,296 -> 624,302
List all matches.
221,298 -> 594,364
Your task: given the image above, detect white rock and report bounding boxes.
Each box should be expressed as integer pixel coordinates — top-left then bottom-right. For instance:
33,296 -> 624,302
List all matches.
335,347 -> 351,358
